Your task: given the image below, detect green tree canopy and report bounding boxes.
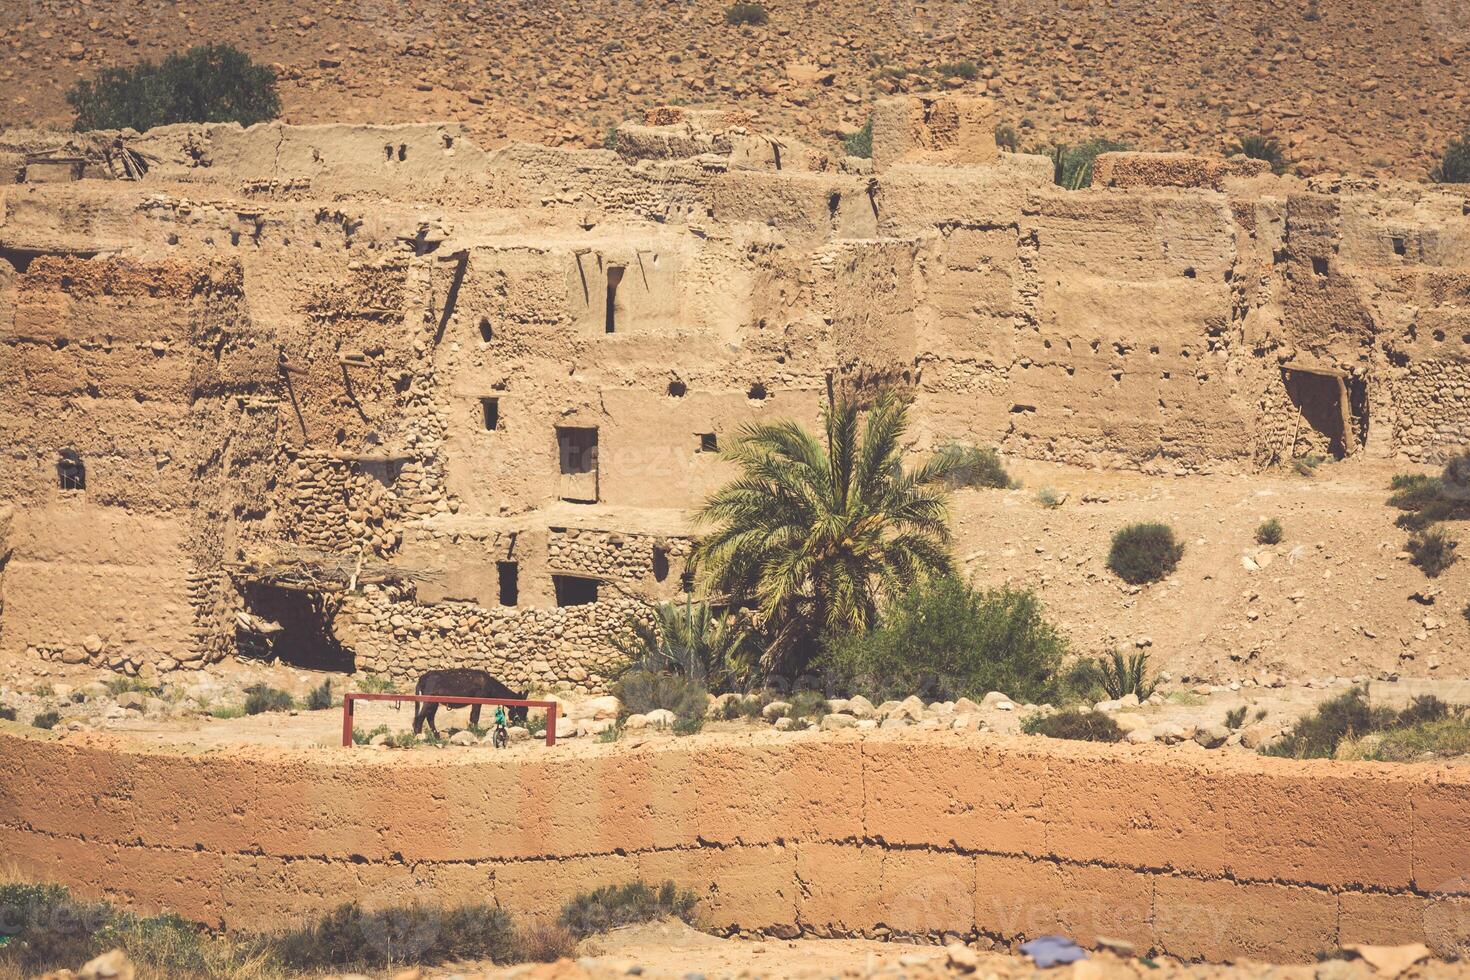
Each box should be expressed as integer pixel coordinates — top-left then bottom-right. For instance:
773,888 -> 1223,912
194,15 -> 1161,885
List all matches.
67,44 -> 280,132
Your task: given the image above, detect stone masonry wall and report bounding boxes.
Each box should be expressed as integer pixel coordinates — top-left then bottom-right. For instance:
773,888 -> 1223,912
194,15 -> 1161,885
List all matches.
547,527 -> 694,584
2,729 -> 1468,963
339,584 -> 651,695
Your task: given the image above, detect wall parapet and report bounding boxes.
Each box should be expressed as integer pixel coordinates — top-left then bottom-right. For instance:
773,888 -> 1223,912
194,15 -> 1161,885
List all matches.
1,728 -> 1466,962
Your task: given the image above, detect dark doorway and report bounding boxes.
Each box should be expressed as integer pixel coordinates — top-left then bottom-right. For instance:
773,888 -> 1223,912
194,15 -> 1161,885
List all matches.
1283,368 -> 1351,459
557,426 -> 599,503
481,397 -> 500,431
238,584 -> 356,671
497,561 -> 519,606
605,266 -> 625,333
652,546 -> 670,582
554,575 -> 599,606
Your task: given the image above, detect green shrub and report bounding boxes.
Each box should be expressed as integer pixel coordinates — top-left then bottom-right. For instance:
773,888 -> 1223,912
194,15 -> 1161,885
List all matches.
1339,716 -> 1470,762
31,710 -> 60,730
1254,518 -> 1283,545
351,723 -> 390,745
243,683 -> 294,715
1262,687 -> 1395,759
1230,133 -> 1288,175
994,123 -> 1019,153
67,44 -> 279,132
784,689 -> 829,724
672,714 -> 704,736
1022,708 -> 1123,742
1292,453 -> 1324,477
937,60 -> 978,80
1036,487 -> 1063,508
1431,131 -> 1470,183
724,2 -> 768,25
614,669 -> 709,725
1225,705 -> 1247,730
103,676 -> 160,697
305,679 -> 334,711
207,703 -> 246,719
0,706 -> 16,722
614,600 -> 752,694
1107,523 -> 1184,584
826,577 -> 1069,705
843,117 -> 873,159
260,901 -> 519,971
559,881 -> 698,938
937,442 -> 1013,489
355,673 -> 398,694
1093,650 -> 1158,700
1408,527 -> 1458,577
1039,137 -> 1129,189
1387,460 -> 1470,530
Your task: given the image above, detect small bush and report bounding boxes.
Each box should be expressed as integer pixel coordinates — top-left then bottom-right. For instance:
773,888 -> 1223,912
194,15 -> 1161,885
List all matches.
1263,687 -> 1394,759
1387,460 -> 1470,530
0,882 -> 116,972
937,442 -> 1013,490
1039,137 -> 1129,189
387,730 -> 419,749
516,921 -> 578,962
672,714 -> 704,736
67,44 -> 279,132
1036,487 -> 1063,508
352,723 -> 390,745
356,673 -> 398,694
1022,708 -> 1123,743
1293,453 -> 1324,477
243,683 -> 294,715
31,710 -> 61,730
614,669 -> 708,725
1431,131 -> 1470,184
1225,705 -> 1247,730
1254,518 -> 1283,545
1094,650 -> 1158,700
103,677 -> 160,697
207,703 -> 246,719
826,578 -> 1069,705
261,901 -> 519,971
0,706 -> 16,721
1408,527 -> 1459,577
305,679 -> 334,711
1107,523 -> 1184,584
784,689 -> 829,725
559,881 -> 698,938
937,60 -> 978,80
843,117 -> 873,159
994,123 -> 1019,153
1230,133 -> 1288,175
1340,716 -> 1470,762
724,2 -> 768,26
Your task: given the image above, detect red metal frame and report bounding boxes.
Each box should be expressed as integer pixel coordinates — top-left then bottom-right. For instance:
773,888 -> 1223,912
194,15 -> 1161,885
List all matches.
341,692 -> 559,748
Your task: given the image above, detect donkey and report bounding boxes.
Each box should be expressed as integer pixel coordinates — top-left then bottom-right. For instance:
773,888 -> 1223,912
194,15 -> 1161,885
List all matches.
412,667 -> 527,737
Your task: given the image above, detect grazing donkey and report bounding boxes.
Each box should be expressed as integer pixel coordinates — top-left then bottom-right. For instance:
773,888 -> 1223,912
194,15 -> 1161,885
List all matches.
412,668 -> 527,737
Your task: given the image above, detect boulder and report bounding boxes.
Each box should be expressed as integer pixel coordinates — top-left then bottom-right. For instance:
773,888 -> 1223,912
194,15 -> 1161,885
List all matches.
1126,728 -> 1155,744
946,942 -> 979,973
845,695 -> 876,718
953,697 -> 982,715
980,691 -> 1011,708
774,716 -> 798,731
82,634 -> 105,655
623,713 -> 650,730
80,949 -> 134,980
820,713 -> 858,731
580,695 -> 622,720
1112,713 -> 1149,734
1240,722 -> 1278,749
762,700 -> 791,721
644,708 -> 677,728
951,714 -> 981,731
116,691 -> 146,711
1194,724 -> 1230,749
449,730 -> 478,746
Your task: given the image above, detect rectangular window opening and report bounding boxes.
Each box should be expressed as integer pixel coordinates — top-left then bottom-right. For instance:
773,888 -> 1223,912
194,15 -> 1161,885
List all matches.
497,561 -> 519,606
553,574 -> 599,607
481,397 -> 499,431
697,432 -> 718,453
604,266 -> 624,334
556,426 -> 599,503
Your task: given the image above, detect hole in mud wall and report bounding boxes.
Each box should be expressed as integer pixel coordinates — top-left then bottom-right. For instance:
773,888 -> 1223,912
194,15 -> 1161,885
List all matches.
398,144 -> 408,161
1283,368 -> 1351,459
1346,374 -> 1369,449
497,561 -> 519,606
604,266 -> 625,334
667,380 -> 686,397
652,547 -> 670,582
481,397 -> 500,431
57,449 -> 85,491
697,432 -> 718,453
1311,256 -> 1330,277
0,246 -> 37,273
1393,237 -> 1407,257
748,382 -> 768,401
240,585 -> 356,671
479,317 -> 493,342
553,575 -> 599,607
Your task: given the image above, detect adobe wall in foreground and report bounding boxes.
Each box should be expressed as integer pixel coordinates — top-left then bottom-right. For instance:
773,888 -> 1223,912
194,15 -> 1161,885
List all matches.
2,727 -> 1468,963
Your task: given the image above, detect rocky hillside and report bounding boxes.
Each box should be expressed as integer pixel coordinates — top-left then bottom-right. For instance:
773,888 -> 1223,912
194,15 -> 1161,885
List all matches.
1,0 -> 1467,179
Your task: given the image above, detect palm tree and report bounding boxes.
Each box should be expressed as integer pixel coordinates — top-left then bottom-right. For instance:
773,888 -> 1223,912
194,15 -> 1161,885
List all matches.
614,598 -> 754,693
692,387 -> 958,675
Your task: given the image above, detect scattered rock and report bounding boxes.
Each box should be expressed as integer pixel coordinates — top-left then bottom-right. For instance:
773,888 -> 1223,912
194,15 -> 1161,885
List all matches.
79,950 -> 134,980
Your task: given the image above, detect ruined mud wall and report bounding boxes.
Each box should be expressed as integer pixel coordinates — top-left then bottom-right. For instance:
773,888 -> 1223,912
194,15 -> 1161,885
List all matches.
2,728 -> 1468,963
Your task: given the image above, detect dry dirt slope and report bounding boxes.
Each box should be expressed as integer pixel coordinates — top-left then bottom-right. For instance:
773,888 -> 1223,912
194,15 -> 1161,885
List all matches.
1,0 -> 1467,179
